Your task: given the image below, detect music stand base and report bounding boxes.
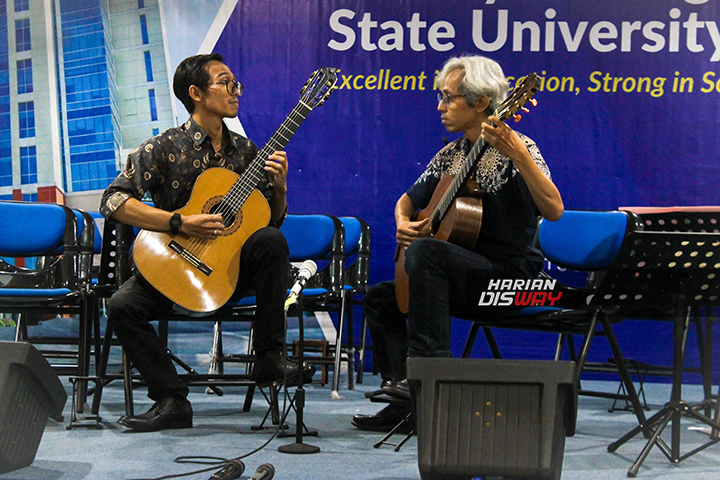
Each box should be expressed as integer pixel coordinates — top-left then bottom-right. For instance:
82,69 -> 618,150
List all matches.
278,443 -> 320,454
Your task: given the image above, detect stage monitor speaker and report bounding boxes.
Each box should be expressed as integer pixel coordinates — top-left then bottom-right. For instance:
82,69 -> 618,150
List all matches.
408,358 -> 577,480
0,341 -> 68,474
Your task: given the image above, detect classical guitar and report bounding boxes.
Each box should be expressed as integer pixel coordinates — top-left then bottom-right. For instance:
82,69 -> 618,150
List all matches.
394,73 -> 541,313
132,68 -> 338,313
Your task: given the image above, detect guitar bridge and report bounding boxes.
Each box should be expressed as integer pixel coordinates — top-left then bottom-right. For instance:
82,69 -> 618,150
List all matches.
168,241 -> 213,276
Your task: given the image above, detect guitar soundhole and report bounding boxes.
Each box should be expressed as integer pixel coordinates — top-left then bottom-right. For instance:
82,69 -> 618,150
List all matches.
202,196 -> 242,236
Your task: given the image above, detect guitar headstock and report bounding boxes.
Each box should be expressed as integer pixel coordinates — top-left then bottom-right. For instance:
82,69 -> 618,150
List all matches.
495,72 -> 541,123
300,67 -> 339,109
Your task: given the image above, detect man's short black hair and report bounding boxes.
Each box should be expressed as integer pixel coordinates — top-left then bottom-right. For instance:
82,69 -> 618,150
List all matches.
173,53 -> 224,114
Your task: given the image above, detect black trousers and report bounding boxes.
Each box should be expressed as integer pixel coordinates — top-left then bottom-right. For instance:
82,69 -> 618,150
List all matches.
365,238 -> 535,381
106,227 -> 289,401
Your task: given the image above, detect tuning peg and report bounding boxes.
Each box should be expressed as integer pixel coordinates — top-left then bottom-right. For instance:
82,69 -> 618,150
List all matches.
514,114 -> 522,122
530,98 -> 537,106
521,106 -> 530,113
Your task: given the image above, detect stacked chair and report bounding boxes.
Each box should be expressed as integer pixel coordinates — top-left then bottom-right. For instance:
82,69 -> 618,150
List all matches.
0,200 -> 97,428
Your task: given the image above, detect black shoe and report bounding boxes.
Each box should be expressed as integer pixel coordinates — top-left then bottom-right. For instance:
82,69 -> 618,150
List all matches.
381,379 -> 410,400
117,397 -> 193,432
352,404 -> 414,433
254,350 -> 316,387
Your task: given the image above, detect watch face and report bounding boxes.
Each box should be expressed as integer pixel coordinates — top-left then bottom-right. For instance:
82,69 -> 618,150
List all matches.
170,213 -> 181,233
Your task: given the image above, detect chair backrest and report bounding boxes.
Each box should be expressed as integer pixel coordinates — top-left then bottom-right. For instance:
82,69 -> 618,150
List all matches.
280,214 -> 345,295
0,201 -> 75,257
0,200 -> 84,289
338,216 -> 371,292
280,214 -> 339,261
538,210 -> 641,270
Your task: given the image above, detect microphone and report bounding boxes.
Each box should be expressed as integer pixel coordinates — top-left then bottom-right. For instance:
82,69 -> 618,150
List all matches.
285,260 -> 318,308
208,460 -> 245,480
250,463 -> 275,480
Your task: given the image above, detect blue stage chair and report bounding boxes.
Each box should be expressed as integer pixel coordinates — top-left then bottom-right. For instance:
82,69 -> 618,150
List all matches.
0,200 -> 96,426
456,209 -> 650,430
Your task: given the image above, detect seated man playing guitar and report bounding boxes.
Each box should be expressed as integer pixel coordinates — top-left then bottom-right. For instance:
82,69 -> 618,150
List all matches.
352,55 -> 563,432
100,53 -> 313,432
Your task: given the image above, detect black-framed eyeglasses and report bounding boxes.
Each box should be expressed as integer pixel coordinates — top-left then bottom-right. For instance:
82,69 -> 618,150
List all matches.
208,80 -> 244,96
437,91 -> 465,107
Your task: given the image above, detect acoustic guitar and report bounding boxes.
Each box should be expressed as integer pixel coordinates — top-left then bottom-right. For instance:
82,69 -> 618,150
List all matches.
394,73 -> 541,313
132,68 -> 338,313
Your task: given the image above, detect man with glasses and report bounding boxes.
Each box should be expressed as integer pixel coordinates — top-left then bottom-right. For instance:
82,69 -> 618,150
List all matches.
352,55 -> 563,432
101,53 -> 314,432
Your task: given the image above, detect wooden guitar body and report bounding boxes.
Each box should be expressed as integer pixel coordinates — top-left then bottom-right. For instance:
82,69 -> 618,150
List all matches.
394,174 -> 484,314
133,168 -> 271,313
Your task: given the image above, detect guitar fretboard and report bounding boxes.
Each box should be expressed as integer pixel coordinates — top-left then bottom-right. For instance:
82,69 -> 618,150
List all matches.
216,102 -> 312,226
429,136 -> 488,232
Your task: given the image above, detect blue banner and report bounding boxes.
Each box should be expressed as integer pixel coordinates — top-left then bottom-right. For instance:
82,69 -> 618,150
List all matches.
215,0 -> 720,285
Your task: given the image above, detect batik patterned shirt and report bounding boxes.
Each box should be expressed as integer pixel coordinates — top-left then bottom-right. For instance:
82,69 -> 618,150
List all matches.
406,134 -> 551,273
101,117 -> 283,225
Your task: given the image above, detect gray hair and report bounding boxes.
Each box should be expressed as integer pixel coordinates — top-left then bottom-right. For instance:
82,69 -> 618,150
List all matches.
436,56 -> 509,113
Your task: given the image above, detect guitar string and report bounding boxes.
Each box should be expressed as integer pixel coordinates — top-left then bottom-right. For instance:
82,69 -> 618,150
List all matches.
182,104 -> 309,262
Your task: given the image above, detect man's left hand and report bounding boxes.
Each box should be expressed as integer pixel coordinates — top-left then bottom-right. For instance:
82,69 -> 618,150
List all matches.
480,116 -> 528,166
265,151 -> 288,193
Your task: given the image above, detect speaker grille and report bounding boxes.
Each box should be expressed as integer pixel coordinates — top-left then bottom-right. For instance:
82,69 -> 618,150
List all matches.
432,382 -> 542,473
0,368 -> 50,472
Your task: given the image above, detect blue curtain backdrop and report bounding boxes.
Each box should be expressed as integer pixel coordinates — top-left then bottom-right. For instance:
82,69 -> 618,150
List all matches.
211,0 -> 720,375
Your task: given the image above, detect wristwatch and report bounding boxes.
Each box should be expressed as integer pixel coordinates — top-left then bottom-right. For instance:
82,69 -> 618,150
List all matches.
169,213 -> 182,234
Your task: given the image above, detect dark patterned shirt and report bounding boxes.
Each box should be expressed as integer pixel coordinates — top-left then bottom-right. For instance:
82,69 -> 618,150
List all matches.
406,134 -> 550,273
101,117 -> 283,225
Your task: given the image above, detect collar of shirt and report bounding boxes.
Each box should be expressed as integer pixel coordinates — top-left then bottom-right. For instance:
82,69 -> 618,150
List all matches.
183,116 -> 241,154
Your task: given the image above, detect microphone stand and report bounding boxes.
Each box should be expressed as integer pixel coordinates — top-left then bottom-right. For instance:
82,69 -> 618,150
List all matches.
277,291 -> 320,455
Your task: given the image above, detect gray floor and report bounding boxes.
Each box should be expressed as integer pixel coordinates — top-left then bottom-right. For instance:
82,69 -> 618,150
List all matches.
3,318 -> 720,480
2,375 -> 720,480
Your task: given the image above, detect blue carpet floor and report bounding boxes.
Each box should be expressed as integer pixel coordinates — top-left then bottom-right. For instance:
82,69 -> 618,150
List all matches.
2,319 -> 720,479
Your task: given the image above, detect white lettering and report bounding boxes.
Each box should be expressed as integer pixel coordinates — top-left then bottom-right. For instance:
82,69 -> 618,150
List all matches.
621,21 -> 642,52
684,12 -> 705,52
407,13 -> 427,51
428,21 -> 455,51
378,21 -> 403,51
589,21 -> 618,52
328,9 -> 356,51
642,21 -> 666,52
473,9 -> 508,51
558,21 -> 588,52
499,292 -> 514,306
327,7 -> 720,61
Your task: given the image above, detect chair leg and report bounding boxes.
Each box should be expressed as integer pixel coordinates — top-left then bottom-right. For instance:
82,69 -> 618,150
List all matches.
206,321 -> 225,395
122,350 -> 134,416
331,292 -> 348,395
482,327 -> 502,359
598,313 -> 649,433
91,324 -> 115,416
461,323 -> 480,358
356,307 -> 368,384
345,296 -> 355,390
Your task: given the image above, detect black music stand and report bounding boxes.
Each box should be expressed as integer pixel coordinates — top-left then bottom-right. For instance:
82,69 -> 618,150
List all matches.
590,230 -> 720,476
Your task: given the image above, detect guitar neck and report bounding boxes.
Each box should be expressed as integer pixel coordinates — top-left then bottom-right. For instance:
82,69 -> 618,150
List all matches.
430,137 -> 488,228
223,101 -> 313,217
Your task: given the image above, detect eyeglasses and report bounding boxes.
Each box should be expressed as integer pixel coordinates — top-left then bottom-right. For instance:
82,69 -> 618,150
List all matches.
207,79 -> 244,96
437,92 -> 466,107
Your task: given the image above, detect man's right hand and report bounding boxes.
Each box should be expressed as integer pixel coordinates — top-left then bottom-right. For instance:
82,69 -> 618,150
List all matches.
396,217 -> 430,248
180,214 -> 225,239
